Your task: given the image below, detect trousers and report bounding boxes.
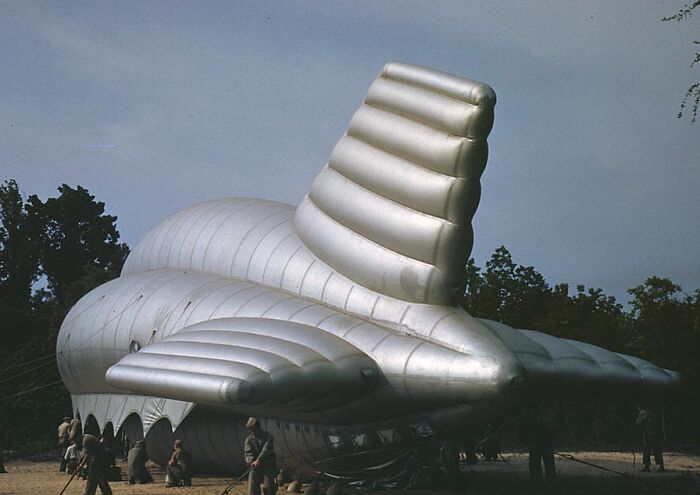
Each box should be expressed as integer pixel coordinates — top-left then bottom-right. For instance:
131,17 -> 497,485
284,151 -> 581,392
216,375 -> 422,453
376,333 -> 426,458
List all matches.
248,463 -> 277,495
528,443 -> 556,484
84,476 -> 112,495
642,432 -> 664,466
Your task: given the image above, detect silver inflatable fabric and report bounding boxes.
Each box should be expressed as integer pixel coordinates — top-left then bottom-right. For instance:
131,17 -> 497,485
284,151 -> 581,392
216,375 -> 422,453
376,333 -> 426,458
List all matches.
296,62 -> 494,306
56,62 -> 680,474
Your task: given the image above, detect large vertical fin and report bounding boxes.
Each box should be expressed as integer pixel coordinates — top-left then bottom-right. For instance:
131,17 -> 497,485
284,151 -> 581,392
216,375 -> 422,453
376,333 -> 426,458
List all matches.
294,62 -> 496,305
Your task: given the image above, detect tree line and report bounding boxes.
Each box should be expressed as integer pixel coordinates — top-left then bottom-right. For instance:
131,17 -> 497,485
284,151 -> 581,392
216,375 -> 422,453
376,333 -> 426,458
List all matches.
463,246 -> 700,448
0,179 -> 128,454
1,179 -> 698,454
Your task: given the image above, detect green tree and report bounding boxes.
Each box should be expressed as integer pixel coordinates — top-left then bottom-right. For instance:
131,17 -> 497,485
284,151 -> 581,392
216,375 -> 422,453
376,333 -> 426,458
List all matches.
538,284 -> 626,352
626,276 -> 698,371
37,184 -> 129,308
0,180 -> 44,345
464,246 -> 551,329
0,181 -> 130,453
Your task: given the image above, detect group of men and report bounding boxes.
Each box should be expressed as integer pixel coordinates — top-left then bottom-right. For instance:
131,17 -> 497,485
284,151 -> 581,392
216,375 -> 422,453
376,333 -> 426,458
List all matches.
53,405 -> 663,494
55,413 -> 167,494
57,414 -> 82,474
54,414 -> 270,495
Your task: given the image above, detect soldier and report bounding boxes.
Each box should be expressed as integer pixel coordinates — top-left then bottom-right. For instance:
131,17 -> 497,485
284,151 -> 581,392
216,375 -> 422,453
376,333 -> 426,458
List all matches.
636,404 -> 665,472
58,416 -> 71,472
514,405 -> 556,487
166,439 -> 193,487
81,434 -> 113,495
70,412 -> 83,448
127,440 -> 153,484
525,418 -> 555,484
0,444 -> 7,474
244,417 -> 277,495
64,439 -> 81,475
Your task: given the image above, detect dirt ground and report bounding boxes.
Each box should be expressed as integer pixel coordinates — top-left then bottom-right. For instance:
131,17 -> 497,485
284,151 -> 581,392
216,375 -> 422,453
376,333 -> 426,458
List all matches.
1,451 -> 699,495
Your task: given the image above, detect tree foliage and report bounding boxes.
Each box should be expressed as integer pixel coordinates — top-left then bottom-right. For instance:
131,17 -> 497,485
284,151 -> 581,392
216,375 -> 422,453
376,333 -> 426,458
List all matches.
464,247 -> 699,447
38,185 -> 129,306
0,180 -> 129,453
663,1 -> 700,123
0,180 -> 44,346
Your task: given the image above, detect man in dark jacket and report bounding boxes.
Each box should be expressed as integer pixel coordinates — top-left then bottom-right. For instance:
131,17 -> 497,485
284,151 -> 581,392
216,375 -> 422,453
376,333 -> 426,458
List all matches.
81,434 -> 113,495
514,403 -> 556,487
127,440 -> 153,484
166,439 -> 193,487
245,417 -> 277,495
637,405 -> 665,472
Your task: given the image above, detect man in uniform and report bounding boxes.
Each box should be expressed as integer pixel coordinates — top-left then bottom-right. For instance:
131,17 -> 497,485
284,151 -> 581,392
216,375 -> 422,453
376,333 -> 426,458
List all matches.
70,412 -> 83,448
166,439 -> 193,487
636,404 -> 665,472
64,439 -> 81,475
58,417 -> 71,472
81,434 -> 113,495
514,403 -> 556,487
244,417 -> 277,495
127,440 -> 153,484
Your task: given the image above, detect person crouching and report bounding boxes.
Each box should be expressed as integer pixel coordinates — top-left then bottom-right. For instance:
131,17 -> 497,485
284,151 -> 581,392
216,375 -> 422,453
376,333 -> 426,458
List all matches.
166,439 -> 192,487
64,440 -> 81,475
127,440 -> 153,484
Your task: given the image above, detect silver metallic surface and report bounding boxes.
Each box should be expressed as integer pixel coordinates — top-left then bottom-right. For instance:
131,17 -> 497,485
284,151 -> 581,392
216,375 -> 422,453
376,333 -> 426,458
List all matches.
56,62 -> 680,474
296,62 -> 493,305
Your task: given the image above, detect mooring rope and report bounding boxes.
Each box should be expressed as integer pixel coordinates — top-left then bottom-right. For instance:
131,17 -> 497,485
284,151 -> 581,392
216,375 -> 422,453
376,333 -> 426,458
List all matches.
555,452 -> 633,478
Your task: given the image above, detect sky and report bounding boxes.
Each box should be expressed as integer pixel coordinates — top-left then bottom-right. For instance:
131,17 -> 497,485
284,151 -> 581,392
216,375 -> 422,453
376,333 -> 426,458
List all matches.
1,1 -> 698,305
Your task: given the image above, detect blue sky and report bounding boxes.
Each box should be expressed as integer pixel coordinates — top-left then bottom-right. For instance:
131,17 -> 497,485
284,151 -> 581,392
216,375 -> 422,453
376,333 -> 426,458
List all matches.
1,1 -> 698,304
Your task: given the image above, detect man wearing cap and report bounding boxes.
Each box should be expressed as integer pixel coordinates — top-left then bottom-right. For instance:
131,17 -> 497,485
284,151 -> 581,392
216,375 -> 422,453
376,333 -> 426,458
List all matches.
244,417 -> 277,495
166,439 -> 193,487
636,404 -> 665,473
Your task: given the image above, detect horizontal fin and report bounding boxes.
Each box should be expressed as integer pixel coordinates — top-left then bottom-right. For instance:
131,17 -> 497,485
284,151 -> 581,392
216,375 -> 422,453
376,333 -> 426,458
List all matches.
106,318 -> 378,412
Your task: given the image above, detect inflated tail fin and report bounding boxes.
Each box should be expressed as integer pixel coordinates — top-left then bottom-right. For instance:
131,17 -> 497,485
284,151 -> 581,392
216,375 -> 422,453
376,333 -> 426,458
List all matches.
295,62 -> 496,305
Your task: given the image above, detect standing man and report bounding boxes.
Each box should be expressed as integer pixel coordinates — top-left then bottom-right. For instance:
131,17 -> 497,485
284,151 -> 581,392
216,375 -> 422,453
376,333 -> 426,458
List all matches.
58,417 -> 71,472
514,404 -> 556,487
244,417 -> 277,495
636,404 -> 665,472
81,434 -> 113,495
70,412 -> 83,448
